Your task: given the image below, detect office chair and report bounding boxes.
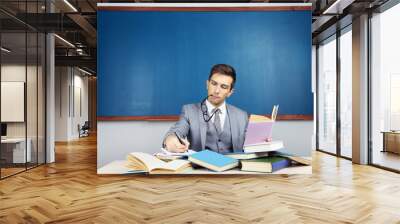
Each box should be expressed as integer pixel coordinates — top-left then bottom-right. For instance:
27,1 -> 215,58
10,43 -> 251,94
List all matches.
79,121 -> 90,138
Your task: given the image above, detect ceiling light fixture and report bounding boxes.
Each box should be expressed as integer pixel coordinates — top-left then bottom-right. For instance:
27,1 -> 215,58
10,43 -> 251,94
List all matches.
54,34 -> 75,48
1,47 -> 11,53
322,0 -> 355,15
63,0 -> 78,12
78,67 -> 93,76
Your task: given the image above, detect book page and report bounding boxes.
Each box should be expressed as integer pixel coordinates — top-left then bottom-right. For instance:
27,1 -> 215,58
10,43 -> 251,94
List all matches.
245,140 -> 283,147
128,152 -> 190,172
128,152 -> 167,171
160,148 -> 196,156
272,105 -> 279,121
151,160 -> 190,172
249,114 -> 271,122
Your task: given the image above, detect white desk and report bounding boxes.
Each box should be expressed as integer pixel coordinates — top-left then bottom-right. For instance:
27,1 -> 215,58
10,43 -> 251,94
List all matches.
98,160 -> 312,175
1,138 -> 31,163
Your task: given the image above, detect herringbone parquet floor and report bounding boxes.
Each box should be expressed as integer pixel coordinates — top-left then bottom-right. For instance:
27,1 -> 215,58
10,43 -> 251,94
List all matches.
1,134 -> 400,223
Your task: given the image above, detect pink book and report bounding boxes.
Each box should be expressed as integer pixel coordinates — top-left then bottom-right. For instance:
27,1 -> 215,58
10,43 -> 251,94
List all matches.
244,121 -> 274,146
245,105 -> 279,146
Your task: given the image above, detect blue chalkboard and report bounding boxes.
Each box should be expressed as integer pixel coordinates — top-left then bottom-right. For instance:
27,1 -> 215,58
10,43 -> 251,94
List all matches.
98,10 -> 312,117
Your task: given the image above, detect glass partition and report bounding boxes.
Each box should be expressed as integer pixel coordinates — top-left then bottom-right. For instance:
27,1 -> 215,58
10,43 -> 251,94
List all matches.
371,3 -> 400,171
0,1 -> 46,179
317,35 -> 337,155
27,0 -> 40,170
1,30 -> 28,177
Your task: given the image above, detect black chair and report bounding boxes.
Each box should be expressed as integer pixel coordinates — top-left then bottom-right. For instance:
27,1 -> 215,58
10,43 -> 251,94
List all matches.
79,121 -> 90,138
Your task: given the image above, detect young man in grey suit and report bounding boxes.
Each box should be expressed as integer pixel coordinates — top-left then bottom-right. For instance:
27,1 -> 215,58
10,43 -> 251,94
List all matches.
164,64 -> 249,153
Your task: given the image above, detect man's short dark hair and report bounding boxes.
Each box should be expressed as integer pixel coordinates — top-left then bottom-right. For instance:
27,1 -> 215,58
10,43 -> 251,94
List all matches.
208,64 -> 236,90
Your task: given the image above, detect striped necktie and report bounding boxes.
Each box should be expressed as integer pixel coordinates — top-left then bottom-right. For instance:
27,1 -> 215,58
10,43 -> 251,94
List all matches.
212,108 -> 222,134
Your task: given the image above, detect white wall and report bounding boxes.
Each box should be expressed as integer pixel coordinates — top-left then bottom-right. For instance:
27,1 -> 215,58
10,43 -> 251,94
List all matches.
1,65 -> 39,138
55,67 -> 69,141
1,64 -> 26,81
1,65 -> 26,129
97,120 -> 313,167
73,73 -> 89,137
55,67 -> 89,141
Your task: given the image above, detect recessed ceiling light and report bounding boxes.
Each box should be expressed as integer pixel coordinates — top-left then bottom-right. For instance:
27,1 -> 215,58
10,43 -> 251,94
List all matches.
78,67 -> 93,76
54,34 -> 75,48
63,0 -> 78,12
322,0 -> 354,15
1,47 -> 11,53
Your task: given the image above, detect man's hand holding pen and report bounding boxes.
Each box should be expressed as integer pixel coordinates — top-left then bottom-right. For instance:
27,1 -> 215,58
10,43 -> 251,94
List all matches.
164,132 -> 190,153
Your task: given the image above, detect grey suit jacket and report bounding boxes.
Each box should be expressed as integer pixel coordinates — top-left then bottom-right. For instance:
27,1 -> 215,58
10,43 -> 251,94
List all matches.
164,103 -> 249,152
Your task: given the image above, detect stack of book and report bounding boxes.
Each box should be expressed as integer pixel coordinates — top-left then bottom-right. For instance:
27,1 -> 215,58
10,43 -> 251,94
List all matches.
187,150 -> 300,173
231,108 -> 309,173
124,150 -> 310,174
244,109 -> 284,153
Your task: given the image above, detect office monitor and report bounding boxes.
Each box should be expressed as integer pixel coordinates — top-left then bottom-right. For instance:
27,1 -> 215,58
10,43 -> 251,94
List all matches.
1,123 -> 7,137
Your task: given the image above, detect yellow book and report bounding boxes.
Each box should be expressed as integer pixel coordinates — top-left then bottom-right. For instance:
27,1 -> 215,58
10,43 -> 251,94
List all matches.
126,152 -> 191,174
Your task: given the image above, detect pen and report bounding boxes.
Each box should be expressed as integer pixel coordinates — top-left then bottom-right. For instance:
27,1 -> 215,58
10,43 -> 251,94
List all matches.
174,132 -> 186,145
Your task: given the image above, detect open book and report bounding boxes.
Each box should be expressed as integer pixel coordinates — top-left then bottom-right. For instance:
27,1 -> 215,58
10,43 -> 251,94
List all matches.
126,152 -> 191,174
244,105 -> 279,146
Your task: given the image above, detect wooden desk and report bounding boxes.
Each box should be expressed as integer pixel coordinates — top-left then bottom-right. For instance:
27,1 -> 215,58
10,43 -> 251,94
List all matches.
98,160 -> 312,175
382,131 -> 400,154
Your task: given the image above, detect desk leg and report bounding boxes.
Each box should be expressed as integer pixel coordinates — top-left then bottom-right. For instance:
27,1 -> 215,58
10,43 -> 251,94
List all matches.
382,133 -> 386,152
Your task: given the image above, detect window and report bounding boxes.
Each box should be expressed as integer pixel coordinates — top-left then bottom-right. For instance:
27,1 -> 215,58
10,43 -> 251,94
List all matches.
339,28 -> 352,158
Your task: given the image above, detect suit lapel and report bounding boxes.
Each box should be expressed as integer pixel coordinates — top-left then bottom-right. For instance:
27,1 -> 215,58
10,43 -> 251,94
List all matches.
227,104 -> 239,150
197,103 -> 207,149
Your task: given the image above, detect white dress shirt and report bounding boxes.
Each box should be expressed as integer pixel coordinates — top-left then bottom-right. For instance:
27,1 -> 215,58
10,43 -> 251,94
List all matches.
205,100 -> 227,130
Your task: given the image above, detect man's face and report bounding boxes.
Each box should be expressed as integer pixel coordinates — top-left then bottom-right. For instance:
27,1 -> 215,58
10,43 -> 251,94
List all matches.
206,73 -> 234,107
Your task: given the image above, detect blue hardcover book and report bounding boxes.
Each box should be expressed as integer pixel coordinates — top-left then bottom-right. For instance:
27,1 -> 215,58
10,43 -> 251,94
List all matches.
188,150 -> 239,172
